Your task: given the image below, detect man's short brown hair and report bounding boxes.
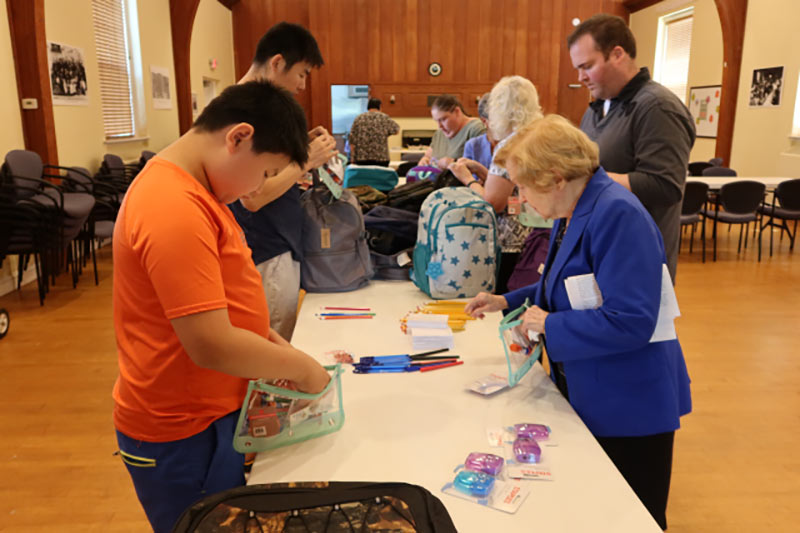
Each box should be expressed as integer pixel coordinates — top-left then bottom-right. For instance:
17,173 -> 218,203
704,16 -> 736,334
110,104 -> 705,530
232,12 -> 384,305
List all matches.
567,14 -> 637,59
431,94 -> 467,115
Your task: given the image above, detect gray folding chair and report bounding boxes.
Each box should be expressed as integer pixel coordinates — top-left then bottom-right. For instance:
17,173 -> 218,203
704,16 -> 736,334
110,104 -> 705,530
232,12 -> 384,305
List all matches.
702,180 -> 766,261
680,181 -> 709,262
758,178 -> 800,258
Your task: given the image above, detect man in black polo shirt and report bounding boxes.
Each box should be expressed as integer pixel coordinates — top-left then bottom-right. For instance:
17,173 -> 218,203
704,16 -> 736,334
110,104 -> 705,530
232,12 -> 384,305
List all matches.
568,14 -> 695,282
230,22 -> 337,341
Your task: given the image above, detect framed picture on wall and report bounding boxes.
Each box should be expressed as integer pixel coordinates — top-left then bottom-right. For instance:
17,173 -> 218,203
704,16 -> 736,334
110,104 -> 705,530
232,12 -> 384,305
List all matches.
688,85 -> 721,139
47,42 -> 88,106
749,66 -> 784,107
150,65 -> 172,110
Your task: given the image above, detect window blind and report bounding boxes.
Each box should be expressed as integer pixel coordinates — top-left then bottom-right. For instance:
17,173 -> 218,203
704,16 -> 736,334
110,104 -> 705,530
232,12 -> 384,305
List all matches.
660,15 -> 693,104
91,0 -> 135,138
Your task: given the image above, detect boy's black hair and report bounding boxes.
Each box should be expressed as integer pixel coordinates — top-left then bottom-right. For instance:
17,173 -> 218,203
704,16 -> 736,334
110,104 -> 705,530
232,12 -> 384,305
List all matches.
193,81 -> 309,168
367,98 -> 381,110
253,22 -> 324,70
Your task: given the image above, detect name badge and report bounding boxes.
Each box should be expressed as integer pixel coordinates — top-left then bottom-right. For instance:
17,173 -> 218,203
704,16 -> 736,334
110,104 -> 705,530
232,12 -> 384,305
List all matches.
507,196 -> 521,215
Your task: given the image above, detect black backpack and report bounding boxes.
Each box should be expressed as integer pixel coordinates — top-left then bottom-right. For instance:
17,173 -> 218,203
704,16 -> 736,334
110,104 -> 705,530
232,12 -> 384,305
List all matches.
432,169 -> 464,190
172,481 -> 457,533
386,180 -> 435,213
364,206 -> 419,281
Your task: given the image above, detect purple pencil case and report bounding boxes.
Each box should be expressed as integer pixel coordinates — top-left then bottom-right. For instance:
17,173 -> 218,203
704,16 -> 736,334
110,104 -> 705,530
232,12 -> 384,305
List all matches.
464,452 -> 504,476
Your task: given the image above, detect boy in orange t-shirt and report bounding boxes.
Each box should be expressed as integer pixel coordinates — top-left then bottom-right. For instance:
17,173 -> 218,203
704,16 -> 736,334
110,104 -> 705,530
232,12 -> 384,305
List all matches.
112,81 -> 330,533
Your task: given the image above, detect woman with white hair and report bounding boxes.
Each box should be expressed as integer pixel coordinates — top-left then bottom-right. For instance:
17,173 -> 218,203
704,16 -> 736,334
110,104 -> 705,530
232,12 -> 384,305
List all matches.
449,75 -> 544,292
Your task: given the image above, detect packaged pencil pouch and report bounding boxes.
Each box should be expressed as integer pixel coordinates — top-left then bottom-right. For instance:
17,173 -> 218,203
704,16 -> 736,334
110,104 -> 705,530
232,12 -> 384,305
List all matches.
233,364 -> 344,453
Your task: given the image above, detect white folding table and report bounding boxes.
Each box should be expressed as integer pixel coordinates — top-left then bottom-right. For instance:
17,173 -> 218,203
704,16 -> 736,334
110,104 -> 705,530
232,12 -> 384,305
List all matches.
249,281 -> 661,532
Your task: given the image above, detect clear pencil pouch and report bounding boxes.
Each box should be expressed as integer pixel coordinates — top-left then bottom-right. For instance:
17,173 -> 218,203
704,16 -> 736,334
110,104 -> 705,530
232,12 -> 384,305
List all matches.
233,364 -> 344,453
499,298 -> 542,387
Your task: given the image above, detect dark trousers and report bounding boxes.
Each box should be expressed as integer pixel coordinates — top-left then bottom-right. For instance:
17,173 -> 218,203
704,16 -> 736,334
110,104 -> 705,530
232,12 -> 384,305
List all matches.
495,252 -> 520,294
116,410 -> 245,533
596,431 -> 675,530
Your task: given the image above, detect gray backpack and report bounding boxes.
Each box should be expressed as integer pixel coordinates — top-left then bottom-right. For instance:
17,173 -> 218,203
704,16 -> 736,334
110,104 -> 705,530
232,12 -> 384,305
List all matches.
300,179 -> 373,293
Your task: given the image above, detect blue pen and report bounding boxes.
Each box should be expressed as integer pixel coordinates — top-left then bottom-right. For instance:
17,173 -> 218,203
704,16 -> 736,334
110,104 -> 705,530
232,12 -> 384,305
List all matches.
358,355 -> 411,365
352,364 -> 420,374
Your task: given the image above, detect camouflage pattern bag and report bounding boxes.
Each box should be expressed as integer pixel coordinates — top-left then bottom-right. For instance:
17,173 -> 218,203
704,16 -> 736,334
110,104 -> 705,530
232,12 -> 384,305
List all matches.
172,482 -> 457,533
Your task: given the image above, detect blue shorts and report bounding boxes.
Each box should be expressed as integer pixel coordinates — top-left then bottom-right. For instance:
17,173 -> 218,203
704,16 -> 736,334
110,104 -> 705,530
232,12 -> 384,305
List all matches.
116,410 -> 245,533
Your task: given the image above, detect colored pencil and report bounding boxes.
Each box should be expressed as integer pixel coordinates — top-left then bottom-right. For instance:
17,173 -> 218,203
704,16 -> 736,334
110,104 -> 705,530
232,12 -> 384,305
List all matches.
318,312 -> 376,317
419,360 -> 464,372
410,358 -> 459,366
324,306 -> 371,311
411,348 -> 450,357
321,315 -> 373,320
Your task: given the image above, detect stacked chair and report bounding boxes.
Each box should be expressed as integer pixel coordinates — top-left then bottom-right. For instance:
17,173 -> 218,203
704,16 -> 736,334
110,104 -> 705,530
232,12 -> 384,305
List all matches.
0,149 -> 131,303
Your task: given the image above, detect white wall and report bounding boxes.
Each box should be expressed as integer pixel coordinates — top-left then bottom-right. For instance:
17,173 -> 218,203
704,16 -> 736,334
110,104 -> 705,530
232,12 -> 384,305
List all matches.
729,0 -> 800,177
1,0 -> 235,295
630,0 -> 723,164
631,0 -> 800,177
0,0 -> 28,286
190,0 -> 236,115
43,0 -> 181,171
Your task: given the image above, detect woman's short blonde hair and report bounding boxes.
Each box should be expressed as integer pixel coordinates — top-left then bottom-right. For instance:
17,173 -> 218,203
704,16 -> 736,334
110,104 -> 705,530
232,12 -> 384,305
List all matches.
488,76 -> 543,141
494,114 -> 600,191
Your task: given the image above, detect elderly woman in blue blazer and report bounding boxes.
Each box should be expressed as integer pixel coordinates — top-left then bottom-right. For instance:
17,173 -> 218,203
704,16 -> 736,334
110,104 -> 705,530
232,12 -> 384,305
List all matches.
465,115 -> 691,531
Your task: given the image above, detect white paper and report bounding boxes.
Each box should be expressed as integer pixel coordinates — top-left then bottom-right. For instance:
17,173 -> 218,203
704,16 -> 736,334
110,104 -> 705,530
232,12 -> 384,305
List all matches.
486,426 -> 506,447
410,326 -> 454,350
564,273 -> 603,310
406,313 -> 449,328
649,264 -> 680,343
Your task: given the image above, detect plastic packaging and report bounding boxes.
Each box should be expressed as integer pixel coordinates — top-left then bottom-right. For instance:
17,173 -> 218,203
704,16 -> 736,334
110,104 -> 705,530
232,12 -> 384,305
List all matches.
453,470 -> 495,497
512,437 -> 542,464
464,452 -> 505,476
514,423 -> 550,441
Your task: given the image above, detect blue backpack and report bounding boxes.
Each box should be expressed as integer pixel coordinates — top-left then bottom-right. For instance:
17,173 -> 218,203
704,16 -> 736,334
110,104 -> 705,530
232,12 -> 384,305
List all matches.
411,187 -> 499,299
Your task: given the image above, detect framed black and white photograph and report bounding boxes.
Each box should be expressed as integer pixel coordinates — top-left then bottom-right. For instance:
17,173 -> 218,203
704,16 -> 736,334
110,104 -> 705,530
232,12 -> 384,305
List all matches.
47,42 -> 88,106
150,65 -> 172,109
749,66 -> 784,107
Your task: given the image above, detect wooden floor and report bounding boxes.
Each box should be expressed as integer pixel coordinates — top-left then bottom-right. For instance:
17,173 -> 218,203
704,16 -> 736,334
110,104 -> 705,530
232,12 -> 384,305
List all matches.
0,224 -> 798,532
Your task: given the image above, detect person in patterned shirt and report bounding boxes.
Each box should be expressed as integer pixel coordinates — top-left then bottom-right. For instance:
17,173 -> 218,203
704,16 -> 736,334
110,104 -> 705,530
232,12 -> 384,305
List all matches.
347,98 -> 400,166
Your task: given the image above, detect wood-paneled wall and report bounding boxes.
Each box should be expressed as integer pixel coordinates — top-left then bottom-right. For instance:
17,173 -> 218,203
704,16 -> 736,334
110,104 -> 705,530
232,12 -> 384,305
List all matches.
231,0 -> 314,126
230,0 -> 631,130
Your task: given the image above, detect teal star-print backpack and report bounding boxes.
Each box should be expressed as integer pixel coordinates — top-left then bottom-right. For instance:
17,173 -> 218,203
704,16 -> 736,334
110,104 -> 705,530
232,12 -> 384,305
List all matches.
411,187 -> 499,299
